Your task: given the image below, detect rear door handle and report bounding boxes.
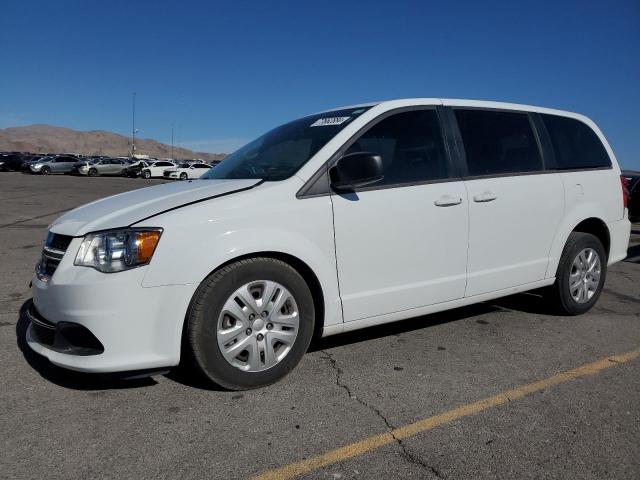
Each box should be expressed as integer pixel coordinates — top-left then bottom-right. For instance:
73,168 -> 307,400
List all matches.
473,192 -> 498,203
434,195 -> 463,207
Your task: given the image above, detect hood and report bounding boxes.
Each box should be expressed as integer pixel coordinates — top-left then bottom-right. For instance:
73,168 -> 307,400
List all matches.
49,179 -> 260,236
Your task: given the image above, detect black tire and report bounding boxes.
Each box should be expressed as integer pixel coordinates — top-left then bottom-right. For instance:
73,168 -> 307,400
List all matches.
142,169 -> 151,179
186,257 -> 315,390
547,232 -> 607,315
41,166 -> 51,175
179,172 -> 188,180
88,168 -> 98,177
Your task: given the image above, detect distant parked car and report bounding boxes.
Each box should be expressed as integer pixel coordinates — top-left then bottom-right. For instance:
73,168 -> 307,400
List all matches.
77,158 -> 127,176
30,155 -> 81,174
622,170 -> 640,221
163,162 -> 212,180
121,160 -> 149,177
21,155 -> 44,172
140,160 -> 175,179
1,153 -> 29,171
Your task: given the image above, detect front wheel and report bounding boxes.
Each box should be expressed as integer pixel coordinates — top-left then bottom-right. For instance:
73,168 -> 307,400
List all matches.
186,258 -> 315,390
41,166 -> 51,175
547,232 -> 607,315
142,169 -> 151,179
88,168 -> 98,177
179,172 -> 188,180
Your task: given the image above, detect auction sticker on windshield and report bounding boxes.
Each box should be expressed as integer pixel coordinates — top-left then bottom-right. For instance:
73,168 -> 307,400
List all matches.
310,116 -> 351,127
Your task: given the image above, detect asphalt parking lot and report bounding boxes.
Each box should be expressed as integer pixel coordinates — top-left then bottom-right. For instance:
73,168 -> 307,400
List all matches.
1,172 -> 639,480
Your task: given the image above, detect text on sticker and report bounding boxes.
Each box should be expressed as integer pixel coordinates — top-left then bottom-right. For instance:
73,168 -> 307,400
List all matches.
310,117 -> 351,127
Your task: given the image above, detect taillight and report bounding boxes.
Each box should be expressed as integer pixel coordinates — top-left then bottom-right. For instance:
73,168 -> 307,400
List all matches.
620,175 -> 629,209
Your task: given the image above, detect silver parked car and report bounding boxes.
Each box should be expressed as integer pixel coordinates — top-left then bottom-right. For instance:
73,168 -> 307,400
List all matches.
30,155 -> 81,174
77,158 -> 127,176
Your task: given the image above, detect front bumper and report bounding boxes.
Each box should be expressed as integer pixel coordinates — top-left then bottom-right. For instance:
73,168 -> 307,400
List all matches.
28,238 -> 198,373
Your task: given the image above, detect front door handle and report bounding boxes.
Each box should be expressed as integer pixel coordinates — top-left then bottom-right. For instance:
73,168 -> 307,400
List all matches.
434,195 -> 463,207
473,191 -> 498,203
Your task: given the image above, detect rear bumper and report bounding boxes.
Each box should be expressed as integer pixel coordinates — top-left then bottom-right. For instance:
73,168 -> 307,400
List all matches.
608,216 -> 632,265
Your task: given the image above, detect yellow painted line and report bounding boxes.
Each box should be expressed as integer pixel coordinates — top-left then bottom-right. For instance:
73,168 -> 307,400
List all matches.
253,348 -> 640,480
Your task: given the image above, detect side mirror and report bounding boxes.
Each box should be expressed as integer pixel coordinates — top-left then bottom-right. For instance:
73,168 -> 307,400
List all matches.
329,152 -> 384,190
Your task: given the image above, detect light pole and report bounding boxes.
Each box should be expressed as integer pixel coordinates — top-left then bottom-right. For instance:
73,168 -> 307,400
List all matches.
171,123 -> 174,160
131,92 -> 137,157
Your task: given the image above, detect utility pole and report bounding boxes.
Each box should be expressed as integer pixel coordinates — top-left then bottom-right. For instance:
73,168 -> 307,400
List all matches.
171,123 -> 174,160
131,92 -> 137,157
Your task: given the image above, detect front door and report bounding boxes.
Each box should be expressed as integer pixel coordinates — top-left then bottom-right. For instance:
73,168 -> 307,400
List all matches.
331,108 -> 469,322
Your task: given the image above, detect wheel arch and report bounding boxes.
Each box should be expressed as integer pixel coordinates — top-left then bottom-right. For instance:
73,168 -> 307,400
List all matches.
179,251 -> 327,363
546,214 -> 611,278
571,217 -> 610,258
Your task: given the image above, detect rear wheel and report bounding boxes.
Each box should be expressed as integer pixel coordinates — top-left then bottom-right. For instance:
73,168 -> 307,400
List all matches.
547,232 -> 606,315
186,258 -> 315,390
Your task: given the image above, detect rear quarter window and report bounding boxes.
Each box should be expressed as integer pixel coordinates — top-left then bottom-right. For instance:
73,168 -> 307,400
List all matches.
541,114 -> 611,170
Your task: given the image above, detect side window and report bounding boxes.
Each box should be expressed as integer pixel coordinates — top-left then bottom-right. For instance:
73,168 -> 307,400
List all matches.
540,114 -> 611,170
454,109 -> 543,176
344,109 -> 449,186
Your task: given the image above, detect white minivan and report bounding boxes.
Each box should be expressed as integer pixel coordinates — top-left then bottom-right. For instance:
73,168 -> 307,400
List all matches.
27,99 -> 631,389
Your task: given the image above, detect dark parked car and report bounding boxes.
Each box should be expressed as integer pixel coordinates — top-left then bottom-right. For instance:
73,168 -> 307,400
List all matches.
622,170 -> 640,221
1,153 -> 32,171
121,160 -> 149,177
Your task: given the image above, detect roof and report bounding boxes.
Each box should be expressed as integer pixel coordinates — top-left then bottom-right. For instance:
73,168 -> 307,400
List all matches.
322,98 -> 590,123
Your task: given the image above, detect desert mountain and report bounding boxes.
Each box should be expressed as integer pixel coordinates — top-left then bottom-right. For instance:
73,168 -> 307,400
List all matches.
0,124 -> 227,161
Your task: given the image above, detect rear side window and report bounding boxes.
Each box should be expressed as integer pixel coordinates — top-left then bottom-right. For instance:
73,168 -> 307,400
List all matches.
454,109 -> 543,176
344,109 -> 449,187
540,114 -> 611,170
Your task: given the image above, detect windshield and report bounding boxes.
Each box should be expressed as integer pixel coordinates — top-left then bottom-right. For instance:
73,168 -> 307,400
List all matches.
201,106 -> 371,181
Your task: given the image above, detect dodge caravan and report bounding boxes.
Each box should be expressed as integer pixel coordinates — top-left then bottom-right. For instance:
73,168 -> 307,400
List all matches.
27,99 -> 631,389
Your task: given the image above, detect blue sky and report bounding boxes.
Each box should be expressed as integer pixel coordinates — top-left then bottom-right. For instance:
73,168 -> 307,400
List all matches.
1,0 -> 638,168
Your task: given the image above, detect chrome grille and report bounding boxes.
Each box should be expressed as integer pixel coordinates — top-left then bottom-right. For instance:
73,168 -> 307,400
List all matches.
36,232 -> 73,281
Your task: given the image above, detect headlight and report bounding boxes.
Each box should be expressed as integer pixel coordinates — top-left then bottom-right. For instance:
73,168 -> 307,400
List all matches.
74,228 -> 163,273
32,164 -> 42,169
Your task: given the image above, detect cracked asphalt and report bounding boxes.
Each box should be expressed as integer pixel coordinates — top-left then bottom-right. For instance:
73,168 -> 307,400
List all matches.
1,172 -> 639,480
